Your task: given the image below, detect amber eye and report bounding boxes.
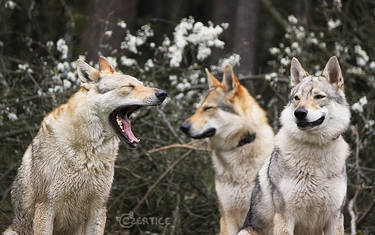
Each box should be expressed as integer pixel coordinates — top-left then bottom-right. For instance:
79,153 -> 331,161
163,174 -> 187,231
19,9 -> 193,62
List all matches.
294,96 -> 300,101
203,106 -> 213,111
314,94 -> 326,99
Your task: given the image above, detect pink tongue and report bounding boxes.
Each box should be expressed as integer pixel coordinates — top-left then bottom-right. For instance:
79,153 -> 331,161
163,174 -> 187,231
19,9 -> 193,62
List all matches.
120,116 -> 140,143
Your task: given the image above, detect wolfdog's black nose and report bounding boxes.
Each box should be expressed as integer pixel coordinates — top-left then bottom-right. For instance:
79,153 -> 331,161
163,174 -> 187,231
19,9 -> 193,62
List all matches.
155,90 -> 167,101
294,108 -> 308,120
180,122 -> 191,134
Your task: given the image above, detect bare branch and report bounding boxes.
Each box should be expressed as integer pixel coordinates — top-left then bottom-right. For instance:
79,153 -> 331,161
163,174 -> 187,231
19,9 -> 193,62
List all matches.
157,109 -> 185,144
147,140 -> 207,154
260,0 -> 289,30
132,150 -> 193,214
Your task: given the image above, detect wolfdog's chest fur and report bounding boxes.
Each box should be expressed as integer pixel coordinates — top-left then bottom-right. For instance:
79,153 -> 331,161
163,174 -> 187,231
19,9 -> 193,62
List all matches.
10,126 -> 119,231
31,131 -> 119,201
271,138 -> 348,228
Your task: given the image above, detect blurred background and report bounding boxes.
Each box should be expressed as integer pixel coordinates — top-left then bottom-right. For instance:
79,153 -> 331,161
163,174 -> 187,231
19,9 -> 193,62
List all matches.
0,0 -> 374,234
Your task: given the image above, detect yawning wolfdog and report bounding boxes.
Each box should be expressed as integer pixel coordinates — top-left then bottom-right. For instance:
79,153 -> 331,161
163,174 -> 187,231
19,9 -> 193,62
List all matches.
180,65 -> 274,235
4,57 -> 167,234
238,56 -> 350,235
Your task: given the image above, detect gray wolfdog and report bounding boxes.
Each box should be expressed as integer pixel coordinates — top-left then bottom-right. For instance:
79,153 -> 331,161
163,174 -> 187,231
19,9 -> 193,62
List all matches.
238,56 -> 350,235
4,57 -> 167,235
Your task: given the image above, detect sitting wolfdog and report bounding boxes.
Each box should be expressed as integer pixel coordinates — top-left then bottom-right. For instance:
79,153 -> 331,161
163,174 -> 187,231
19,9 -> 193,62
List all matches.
238,56 -> 350,235
181,65 -> 274,235
4,57 -> 167,234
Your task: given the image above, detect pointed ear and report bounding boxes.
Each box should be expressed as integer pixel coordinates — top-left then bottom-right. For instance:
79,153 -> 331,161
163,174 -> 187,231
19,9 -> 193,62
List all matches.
222,64 -> 240,92
99,56 -> 116,74
76,59 -> 99,84
290,57 -> 309,87
205,68 -> 221,88
322,56 -> 344,89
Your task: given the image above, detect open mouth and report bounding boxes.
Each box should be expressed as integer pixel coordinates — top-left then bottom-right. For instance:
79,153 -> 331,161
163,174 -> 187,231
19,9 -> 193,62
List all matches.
109,105 -> 141,148
297,116 -> 325,129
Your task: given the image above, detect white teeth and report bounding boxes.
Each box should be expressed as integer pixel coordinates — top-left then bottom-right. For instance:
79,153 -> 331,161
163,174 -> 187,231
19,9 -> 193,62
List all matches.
116,115 -> 125,132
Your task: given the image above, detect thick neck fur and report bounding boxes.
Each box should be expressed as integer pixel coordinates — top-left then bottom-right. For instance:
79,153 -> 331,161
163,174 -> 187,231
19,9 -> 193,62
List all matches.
209,89 -> 274,184
276,127 -> 349,176
41,88 -> 119,167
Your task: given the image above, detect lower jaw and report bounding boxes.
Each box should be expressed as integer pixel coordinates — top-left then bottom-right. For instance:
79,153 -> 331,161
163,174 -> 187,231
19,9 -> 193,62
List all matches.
119,135 -> 138,148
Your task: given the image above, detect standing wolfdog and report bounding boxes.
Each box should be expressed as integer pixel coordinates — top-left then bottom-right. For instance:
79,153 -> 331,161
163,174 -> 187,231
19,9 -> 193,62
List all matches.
238,56 -> 350,235
180,65 -> 274,235
4,57 -> 167,235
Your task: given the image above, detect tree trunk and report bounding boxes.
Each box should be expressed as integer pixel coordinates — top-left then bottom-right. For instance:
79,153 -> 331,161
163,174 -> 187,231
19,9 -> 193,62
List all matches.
213,0 -> 238,56
233,0 -> 260,75
80,0 -> 138,61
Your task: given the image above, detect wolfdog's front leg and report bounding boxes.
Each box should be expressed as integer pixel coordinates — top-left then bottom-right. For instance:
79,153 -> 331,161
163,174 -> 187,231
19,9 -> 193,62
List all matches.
273,213 -> 294,235
33,202 -> 54,235
324,213 -> 344,235
84,207 -> 106,235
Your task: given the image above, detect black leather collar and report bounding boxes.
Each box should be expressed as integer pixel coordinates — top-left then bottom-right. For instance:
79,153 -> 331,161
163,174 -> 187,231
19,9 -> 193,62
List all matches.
237,132 -> 256,147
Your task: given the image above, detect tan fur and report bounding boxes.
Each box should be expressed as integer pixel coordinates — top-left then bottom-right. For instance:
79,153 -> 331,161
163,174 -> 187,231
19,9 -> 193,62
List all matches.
4,57 -> 166,235
182,66 -> 274,235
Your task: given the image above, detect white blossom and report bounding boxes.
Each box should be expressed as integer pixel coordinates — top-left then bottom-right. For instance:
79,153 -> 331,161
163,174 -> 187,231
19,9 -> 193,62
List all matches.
269,47 -> 280,55
354,45 -> 369,66
352,96 -> 368,113
334,0 -> 342,10
46,41 -> 54,48
18,64 -> 29,71
105,57 -> 117,68
120,25 -> 153,54
328,19 -> 342,30
120,56 -> 137,67
352,103 -> 363,113
63,80 -> 72,89
144,59 -> 154,71
265,72 -> 278,81
167,18 -> 226,67
217,54 -> 240,70
319,42 -> 326,49
291,42 -> 299,49
365,120 -> 374,129
369,61 -> 375,70
5,0 -> 16,9
104,31 -> 112,37
347,67 -> 364,75
221,23 -> 229,29
169,75 -> 178,86
280,57 -> 290,66
117,20 -> 127,29
295,28 -> 306,40
67,72 -> 76,81
56,39 -> 68,60
359,96 -> 368,106
288,15 -> 298,24
284,47 -> 291,55
169,75 -> 177,81
175,93 -> 184,100
57,63 -> 64,72
7,112 -> 18,121
197,45 -> 211,61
